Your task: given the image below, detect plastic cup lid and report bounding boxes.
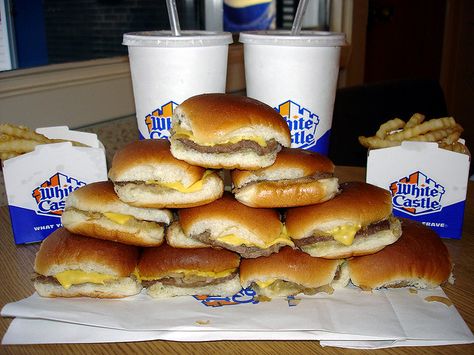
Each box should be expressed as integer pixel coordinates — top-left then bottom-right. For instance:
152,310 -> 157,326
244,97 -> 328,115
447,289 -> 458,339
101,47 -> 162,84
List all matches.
239,30 -> 346,47
123,31 -> 233,47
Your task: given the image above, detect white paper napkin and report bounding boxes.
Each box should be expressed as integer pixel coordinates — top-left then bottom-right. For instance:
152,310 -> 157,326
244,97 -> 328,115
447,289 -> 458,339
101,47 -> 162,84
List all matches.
3,318 -> 391,345
2,287 -> 473,348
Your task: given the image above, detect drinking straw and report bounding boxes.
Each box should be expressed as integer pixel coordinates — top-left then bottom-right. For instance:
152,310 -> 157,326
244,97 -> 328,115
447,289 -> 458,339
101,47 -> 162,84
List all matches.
166,0 -> 181,36
291,0 -> 309,35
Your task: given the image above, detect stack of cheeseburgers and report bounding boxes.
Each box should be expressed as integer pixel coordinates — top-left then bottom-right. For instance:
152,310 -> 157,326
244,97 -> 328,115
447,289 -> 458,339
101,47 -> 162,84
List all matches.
33,94 -> 453,299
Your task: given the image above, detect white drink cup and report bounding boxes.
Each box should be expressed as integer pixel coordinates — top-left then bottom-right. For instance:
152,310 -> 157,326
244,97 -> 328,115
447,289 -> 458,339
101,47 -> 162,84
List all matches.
123,31 -> 233,139
239,30 -> 345,155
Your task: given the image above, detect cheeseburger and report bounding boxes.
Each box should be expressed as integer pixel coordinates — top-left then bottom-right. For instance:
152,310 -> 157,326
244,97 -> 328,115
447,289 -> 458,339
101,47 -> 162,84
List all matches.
286,181 -> 402,259
137,243 -> 241,298
240,246 -> 349,298
348,219 -> 453,290
177,193 -> 294,258
231,147 -> 339,208
62,181 -> 173,247
33,228 -> 141,298
169,93 -> 292,170
108,139 -> 224,208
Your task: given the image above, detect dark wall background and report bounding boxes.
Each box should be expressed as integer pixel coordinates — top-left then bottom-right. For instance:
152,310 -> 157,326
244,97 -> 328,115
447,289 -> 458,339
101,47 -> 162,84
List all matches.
42,0 -> 203,64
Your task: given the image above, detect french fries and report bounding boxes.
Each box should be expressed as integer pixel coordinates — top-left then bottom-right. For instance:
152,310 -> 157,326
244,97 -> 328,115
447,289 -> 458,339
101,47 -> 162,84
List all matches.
0,124 -> 85,162
358,114 -> 469,155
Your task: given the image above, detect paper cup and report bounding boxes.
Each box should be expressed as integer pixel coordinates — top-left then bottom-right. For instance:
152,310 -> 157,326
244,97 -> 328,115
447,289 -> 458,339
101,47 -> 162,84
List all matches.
239,30 -> 346,155
123,31 -> 233,140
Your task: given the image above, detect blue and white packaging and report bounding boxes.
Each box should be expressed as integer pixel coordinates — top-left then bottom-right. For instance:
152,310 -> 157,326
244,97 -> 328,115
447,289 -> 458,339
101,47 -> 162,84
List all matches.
366,141 -> 470,239
3,126 -> 108,244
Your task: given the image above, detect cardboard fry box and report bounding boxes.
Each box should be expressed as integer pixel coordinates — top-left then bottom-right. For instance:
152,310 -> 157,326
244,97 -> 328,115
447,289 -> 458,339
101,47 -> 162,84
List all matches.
366,141 -> 470,239
2,126 -> 108,244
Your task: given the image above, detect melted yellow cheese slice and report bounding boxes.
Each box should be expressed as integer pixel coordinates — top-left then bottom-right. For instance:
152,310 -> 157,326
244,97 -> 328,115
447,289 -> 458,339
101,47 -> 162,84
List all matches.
137,268 -> 236,281
217,225 -> 293,248
146,170 -> 213,193
55,270 -> 116,289
103,212 -> 133,225
173,126 -> 268,147
328,224 -> 361,246
255,279 -> 276,289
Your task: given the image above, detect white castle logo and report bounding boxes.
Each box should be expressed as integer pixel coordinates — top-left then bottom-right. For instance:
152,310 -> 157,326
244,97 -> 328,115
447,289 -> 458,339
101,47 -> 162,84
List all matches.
390,171 -> 445,216
145,101 -> 178,139
32,172 -> 86,216
275,100 -> 319,149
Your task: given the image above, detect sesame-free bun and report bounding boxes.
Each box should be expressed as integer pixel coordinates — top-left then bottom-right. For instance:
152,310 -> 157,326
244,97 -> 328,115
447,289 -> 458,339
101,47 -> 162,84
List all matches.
61,181 -> 172,247
108,139 -> 224,208
285,181 -> 402,259
348,219 -> 453,290
138,243 -> 242,298
231,148 -> 339,207
169,93 -> 291,170
240,246 -> 349,297
178,193 -> 294,258
34,228 -> 141,298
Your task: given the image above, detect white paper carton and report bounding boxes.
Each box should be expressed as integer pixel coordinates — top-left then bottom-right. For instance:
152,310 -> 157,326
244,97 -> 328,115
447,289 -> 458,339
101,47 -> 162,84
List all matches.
366,141 -> 470,239
3,126 -> 108,244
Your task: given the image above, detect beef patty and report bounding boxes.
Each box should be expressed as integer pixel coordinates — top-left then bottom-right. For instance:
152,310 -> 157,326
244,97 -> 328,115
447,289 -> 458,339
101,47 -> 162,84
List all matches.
191,231 -> 285,258
177,137 -> 280,156
142,270 -> 238,288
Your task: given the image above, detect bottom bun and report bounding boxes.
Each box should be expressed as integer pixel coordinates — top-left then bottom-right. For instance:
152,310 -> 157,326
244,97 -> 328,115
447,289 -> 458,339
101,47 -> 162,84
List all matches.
114,172 -> 223,208
146,274 -> 242,299
62,209 -> 165,247
34,277 -> 142,298
300,217 -> 402,259
170,138 -> 279,170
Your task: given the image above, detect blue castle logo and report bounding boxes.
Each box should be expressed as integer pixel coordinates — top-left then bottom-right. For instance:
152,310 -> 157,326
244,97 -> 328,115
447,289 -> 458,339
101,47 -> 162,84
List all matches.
32,173 -> 86,217
389,171 -> 445,216
275,100 -> 319,149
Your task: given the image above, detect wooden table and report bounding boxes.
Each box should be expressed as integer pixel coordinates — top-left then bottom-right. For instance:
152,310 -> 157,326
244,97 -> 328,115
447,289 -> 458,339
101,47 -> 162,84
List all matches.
0,166 -> 473,354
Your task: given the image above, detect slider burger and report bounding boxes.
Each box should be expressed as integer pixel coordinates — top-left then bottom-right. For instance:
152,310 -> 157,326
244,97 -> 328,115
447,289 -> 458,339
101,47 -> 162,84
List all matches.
136,243 -> 241,298
285,181 -> 402,259
62,181 -> 172,247
33,228 -> 141,298
178,193 -> 294,258
108,139 -> 224,208
240,246 -> 349,298
348,219 -> 453,290
169,93 -> 292,170
231,147 -> 339,208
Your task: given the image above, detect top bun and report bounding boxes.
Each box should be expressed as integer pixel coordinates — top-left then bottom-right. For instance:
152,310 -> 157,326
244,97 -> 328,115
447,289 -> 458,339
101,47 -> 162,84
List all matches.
348,219 -> 453,289
34,228 -> 139,277
108,139 -> 208,186
171,93 -> 291,147
286,181 -> 393,240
